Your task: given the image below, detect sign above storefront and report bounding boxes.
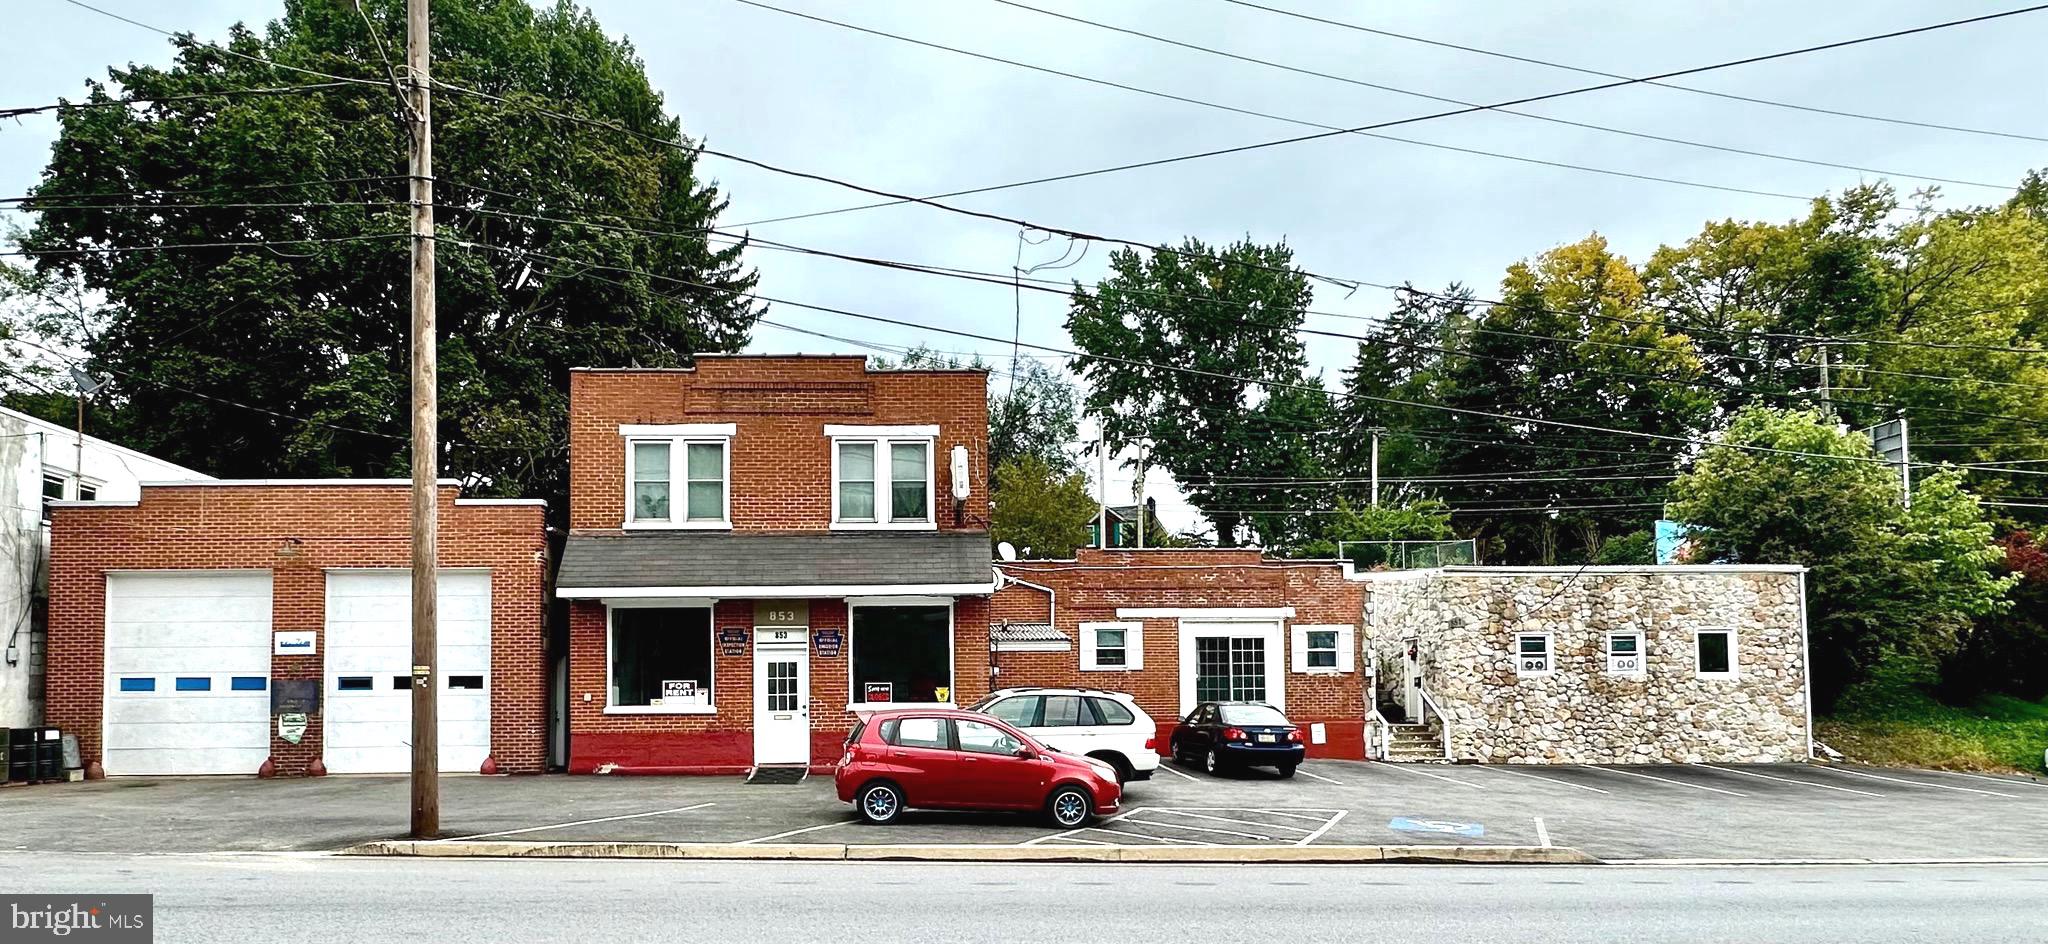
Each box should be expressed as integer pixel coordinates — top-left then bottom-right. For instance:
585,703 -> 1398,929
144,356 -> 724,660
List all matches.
755,600 -> 808,627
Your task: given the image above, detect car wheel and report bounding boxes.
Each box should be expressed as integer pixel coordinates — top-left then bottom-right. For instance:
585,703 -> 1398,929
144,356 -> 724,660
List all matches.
1205,747 -> 1225,776
1046,785 -> 1093,828
1277,763 -> 1298,779
856,781 -> 905,825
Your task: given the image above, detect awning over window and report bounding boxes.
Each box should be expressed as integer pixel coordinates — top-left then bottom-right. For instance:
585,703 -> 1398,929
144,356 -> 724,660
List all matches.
556,530 -> 996,599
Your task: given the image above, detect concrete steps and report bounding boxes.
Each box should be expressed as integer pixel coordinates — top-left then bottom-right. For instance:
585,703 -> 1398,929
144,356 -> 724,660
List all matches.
1381,723 -> 1446,762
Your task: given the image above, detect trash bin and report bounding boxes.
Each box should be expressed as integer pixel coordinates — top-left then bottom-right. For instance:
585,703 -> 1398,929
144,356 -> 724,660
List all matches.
33,728 -> 63,781
5,728 -> 34,783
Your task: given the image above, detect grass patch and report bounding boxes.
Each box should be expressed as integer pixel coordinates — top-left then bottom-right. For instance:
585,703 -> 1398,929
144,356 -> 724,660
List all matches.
1818,673 -> 2048,774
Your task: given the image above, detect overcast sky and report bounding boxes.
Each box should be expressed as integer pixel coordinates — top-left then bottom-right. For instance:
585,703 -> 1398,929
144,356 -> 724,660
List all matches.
4,1 -> 2043,534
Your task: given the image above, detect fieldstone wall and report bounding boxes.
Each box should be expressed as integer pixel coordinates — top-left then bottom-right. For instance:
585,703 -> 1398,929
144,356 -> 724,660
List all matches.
1365,568 -> 1810,764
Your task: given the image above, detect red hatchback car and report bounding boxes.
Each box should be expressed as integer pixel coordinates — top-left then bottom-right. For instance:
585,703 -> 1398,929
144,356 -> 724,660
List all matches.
835,708 -> 1121,827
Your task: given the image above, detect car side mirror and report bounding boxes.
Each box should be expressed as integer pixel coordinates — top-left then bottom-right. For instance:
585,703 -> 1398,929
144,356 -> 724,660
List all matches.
1013,745 -> 1036,759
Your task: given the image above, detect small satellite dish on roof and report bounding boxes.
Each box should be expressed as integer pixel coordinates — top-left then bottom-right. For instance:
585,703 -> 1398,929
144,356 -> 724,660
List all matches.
996,541 -> 1018,561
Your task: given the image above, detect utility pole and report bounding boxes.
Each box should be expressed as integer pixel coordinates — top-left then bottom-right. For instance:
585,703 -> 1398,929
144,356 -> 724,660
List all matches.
1816,346 -> 1833,419
405,0 -> 440,839
1134,439 -> 1146,550
1096,433 -> 1107,550
1368,427 -> 1383,507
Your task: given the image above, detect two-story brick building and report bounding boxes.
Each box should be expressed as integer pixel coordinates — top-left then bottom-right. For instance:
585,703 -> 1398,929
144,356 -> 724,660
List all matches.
555,357 -> 998,774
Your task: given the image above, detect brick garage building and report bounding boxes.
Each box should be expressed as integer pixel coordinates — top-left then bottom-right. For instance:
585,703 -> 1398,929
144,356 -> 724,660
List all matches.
557,357 -> 997,774
990,549 -> 1369,760
47,481 -> 547,777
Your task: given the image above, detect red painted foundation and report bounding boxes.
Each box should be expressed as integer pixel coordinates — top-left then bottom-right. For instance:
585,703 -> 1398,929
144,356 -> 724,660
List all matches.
569,730 -> 853,774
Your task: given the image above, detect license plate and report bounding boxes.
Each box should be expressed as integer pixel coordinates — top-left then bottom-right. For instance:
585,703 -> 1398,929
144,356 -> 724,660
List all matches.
1258,734 -> 1277,744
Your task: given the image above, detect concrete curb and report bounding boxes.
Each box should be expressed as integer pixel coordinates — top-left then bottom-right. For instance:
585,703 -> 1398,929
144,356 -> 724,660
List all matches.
341,840 -> 1599,865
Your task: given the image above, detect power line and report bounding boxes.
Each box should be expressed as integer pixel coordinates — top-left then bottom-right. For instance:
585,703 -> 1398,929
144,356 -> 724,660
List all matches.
725,0 -> 1811,202
57,0 -> 386,88
987,0 -> 2010,192
0,232 -> 407,258
0,81 -> 372,120
0,175 -> 408,204
1216,0 -> 2048,144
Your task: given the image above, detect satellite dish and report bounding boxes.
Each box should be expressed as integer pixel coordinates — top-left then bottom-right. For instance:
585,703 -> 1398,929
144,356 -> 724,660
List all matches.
996,541 -> 1018,561
950,445 -> 971,500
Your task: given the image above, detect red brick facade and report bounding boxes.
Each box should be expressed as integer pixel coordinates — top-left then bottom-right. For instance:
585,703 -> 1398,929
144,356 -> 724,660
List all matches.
992,549 -> 1370,759
47,483 -> 548,776
564,357 -> 995,773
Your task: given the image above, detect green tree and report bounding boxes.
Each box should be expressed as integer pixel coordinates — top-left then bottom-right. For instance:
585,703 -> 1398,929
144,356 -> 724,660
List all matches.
1066,238 -> 1331,547
1669,407 -> 2014,706
872,347 -> 1081,476
989,455 -> 1096,559
18,0 -> 760,510
1292,498 -> 1454,565
1335,285 -> 1473,499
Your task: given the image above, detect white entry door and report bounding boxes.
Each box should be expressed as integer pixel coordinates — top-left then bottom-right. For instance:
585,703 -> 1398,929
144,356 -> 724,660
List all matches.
323,570 -> 493,773
102,571 -> 273,776
752,635 -> 809,766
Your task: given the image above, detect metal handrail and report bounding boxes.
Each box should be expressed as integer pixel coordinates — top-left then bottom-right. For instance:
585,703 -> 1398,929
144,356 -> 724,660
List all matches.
1363,705 -> 1390,761
1415,685 -> 1452,761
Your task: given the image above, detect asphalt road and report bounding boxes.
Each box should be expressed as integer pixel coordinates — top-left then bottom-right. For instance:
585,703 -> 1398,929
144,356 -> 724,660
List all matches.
5,854 -> 2046,943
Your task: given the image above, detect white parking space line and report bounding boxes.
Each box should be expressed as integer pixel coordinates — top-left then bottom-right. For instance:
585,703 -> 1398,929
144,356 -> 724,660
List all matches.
1577,766 -> 1748,797
1083,827 -> 1207,845
1923,768 -> 2048,790
1022,806 -> 1147,846
1124,818 -> 1276,841
1294,767 -> 1343,785
1699,764 -> 1883,797
1258,809 -> 1347,823
440,802 -> 715,841
1810,765 -> 2023,798
1151,763 -> 1200,783
1371,762 -> 1486,789
1534,817 -> 1551,849
1051,835 -> 1113,846
736,820 -> 855,844
1295,810 -> 1348,847
1471,764 -> 1612,795
1148,809 -> 1313,832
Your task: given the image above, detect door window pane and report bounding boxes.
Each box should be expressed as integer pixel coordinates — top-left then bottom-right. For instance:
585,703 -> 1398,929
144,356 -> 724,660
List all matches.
851,605 -> 951,703
1090,698 -> 1135,725
957,719 -> 1023,756
632,442 -> 671,521
609,607 -> 713,707
838,442 -> 876,520
889,442 -> 929,521
766,660 -> 799,712
888,716 -> 948,749
1195,636 -> 1266,703
685,442 -> 725,521
1041,695 -> 1083,727
985,696 -> 1040,727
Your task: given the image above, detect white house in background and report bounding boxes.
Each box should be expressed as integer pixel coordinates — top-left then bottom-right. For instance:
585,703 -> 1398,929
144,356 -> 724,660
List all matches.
0,405 -> 209,728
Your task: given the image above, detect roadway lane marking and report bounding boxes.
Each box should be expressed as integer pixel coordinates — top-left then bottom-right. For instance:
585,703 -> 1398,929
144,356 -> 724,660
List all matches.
1123,818 -> 1276,841
1295,810 -> 1348,847
1294,767 -> 1343,785
1810,765 -> 2022,798
1577,766 -> 1748,797
1471,764 -> 1612,794
1151,763 -> 1200,783
1700,764 -> 1883,797
1148,809 -> 1314,832
1371,763 -> 1486,789
736,820 -> 855,845
1534,817 -> 1551,848
440,802 -> 715,841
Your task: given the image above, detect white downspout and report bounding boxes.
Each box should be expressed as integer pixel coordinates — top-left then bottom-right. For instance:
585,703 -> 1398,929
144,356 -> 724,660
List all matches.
996,569 -> 1056,627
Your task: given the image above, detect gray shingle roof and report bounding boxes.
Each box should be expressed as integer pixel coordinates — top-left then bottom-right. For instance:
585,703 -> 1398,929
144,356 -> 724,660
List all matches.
558,530 -> 994,592
989,622 -> 1066,644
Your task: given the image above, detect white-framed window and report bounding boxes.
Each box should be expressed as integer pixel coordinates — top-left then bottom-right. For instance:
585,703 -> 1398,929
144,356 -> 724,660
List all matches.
1514,632 -> 1554,676
622,424 -> 733,529
849,597 -> 954,706
1080,621 -> 1143,671
828,425 -> 936,529
1606,631 -> 1646,676
1290,624 -> 1355,673
1695,628 -> 1738,678
605,603 -> 716,714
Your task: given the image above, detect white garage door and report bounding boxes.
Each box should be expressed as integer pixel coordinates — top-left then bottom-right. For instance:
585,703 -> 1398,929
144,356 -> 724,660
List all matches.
324,570 -> 492,774
103,572 -> 273,776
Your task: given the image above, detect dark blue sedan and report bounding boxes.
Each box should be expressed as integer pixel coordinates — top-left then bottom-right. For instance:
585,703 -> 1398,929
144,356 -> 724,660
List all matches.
1169,702 -> 1305,777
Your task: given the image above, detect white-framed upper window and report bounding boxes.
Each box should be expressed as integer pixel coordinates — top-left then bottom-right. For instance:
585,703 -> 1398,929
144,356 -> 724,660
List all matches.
1290,624 -> 1355,674
1080,621 -> 1143,671
1695,628 -> 1738,678
1514,632 -> 1553,676
1606,631 -> 1646,676
828,425 -> 935,529
605,603 -> 716,714
622,424 -> 732,529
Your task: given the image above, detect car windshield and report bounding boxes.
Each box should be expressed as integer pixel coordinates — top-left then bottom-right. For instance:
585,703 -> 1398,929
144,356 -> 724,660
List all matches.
1217,705 -> 1289,725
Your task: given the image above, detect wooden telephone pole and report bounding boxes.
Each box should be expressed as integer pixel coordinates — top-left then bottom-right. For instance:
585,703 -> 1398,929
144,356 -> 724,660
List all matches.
406,0 -> 440,838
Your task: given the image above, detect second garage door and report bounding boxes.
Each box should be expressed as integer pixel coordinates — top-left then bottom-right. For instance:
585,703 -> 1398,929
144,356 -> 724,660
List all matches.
323,570 -> 493,773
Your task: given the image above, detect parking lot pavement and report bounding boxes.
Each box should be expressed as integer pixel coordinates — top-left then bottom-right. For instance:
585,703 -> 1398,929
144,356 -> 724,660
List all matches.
4,760 -> 2046,860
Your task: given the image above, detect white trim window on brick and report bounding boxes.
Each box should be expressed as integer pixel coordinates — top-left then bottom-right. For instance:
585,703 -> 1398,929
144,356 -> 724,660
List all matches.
1290,624 -> 1355,674
1514,632 -> 1554,677
849,597 -> 954,708
828,425 -> 936,530
1079,621 -> 1142,671
1695,627 -> 1739,679
1606,630 -> 1646,677
605,602 -> 716,714
621,423 -> 733,530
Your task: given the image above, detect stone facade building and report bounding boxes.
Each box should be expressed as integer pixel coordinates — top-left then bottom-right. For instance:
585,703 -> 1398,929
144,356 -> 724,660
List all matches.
1363,565 -> 1811,765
